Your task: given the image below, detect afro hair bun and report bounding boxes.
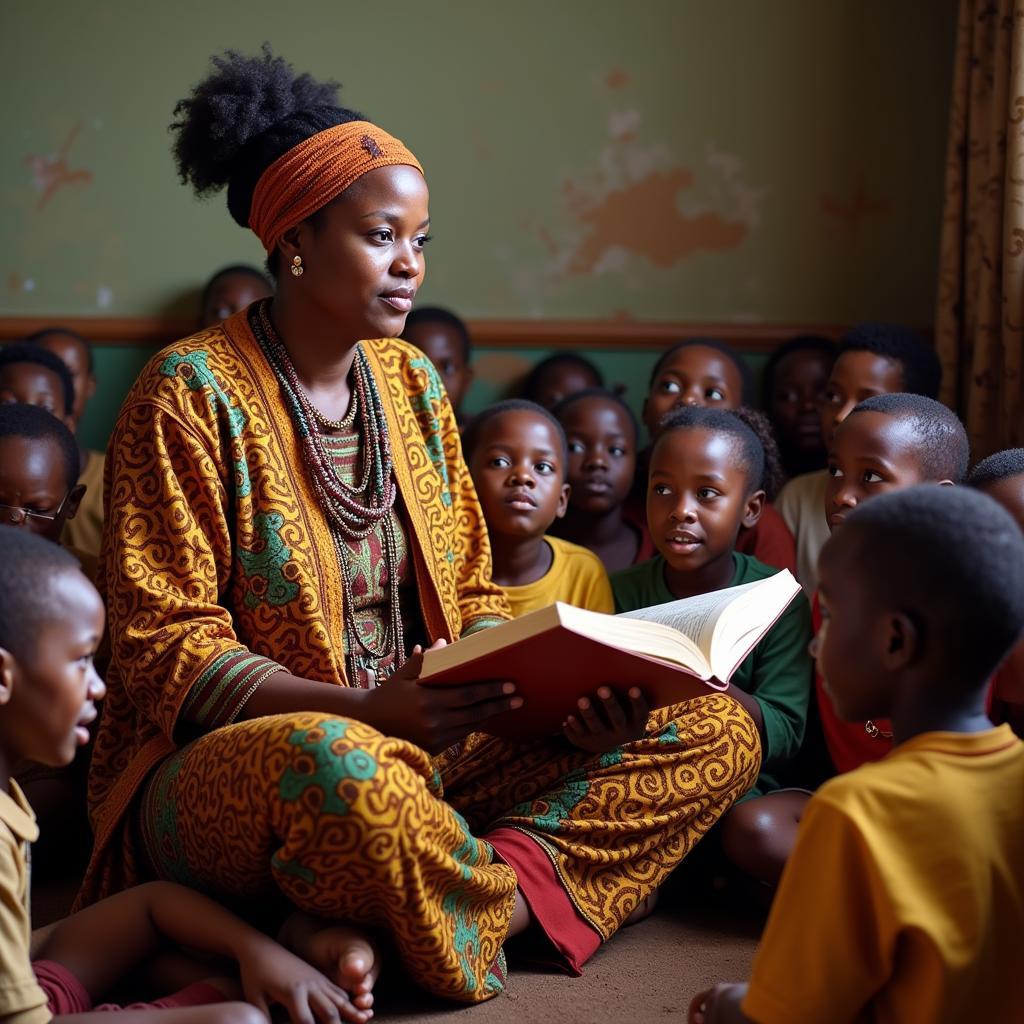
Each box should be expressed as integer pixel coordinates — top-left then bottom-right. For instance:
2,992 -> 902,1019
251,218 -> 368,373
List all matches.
171,44 -> 364,226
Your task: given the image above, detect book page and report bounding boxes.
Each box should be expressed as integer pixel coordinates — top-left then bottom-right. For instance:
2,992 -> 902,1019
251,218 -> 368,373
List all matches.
617,580 -> 767,657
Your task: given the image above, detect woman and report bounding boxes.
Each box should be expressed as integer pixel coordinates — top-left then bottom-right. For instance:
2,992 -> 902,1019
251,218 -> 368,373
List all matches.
80,48 -> 760,1005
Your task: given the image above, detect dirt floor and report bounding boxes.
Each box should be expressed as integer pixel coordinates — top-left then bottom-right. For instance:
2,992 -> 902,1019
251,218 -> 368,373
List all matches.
34,874 -> 763,1024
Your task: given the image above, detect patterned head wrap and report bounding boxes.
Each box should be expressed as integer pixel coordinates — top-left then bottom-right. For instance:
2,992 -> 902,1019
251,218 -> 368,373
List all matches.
248,121 -> 423,252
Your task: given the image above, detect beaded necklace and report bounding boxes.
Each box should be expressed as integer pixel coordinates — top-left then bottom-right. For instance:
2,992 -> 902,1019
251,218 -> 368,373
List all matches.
251,301 -> 405,682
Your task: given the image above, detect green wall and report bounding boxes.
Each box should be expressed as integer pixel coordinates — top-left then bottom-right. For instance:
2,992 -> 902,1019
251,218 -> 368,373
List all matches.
2,0 -> 958,448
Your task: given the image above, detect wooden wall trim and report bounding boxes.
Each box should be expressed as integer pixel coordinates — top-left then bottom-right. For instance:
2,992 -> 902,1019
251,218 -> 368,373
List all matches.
0,314 -> 861,352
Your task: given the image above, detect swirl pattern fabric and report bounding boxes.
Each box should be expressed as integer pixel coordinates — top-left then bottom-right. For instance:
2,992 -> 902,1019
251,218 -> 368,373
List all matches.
79,312 -> 510,906
136,696 -> 758,1001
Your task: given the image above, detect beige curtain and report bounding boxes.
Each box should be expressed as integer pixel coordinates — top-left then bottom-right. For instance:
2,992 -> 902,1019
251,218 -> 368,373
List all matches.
936,0 -> 1024,459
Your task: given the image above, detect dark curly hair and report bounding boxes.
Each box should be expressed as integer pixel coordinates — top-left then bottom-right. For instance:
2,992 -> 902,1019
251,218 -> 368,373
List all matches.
729,406 -> 785,501
170,45 -> 365,276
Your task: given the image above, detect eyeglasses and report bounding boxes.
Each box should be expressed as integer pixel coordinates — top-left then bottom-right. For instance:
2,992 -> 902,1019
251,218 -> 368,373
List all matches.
0,491 -> 72,527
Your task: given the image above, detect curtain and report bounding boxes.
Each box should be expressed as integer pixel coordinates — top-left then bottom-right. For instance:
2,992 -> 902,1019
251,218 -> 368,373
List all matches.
935,0 -> 1024,458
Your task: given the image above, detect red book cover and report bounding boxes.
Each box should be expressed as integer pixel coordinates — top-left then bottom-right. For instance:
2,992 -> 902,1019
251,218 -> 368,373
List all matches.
419,614 -> 727,741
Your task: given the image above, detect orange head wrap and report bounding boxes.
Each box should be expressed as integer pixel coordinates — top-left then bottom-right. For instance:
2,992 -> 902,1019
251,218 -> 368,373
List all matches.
248,120 -> 424,252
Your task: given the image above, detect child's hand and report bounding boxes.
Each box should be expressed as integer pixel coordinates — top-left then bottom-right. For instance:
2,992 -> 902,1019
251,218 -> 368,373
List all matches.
562,686 -> 649,754
236,934 -> 372,1023
687,983 -> 751,1024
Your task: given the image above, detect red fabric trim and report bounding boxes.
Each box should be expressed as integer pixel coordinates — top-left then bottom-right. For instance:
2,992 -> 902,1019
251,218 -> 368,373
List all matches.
34,958 -> 92,1013
486,827 -> 601,976
33,960 -> 226,1012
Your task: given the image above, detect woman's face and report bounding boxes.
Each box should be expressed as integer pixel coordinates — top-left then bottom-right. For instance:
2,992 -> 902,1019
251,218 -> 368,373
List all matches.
283,164 -> 430,340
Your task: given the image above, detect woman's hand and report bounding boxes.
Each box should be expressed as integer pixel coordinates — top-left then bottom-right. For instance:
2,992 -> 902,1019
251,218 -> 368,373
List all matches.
562,686 -> 649,754
687,983 -> 752,1024
359,641 -> 524,753
236,934 -> 370,1023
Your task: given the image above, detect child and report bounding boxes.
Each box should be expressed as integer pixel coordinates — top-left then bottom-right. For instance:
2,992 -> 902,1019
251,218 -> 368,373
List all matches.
0,528 -> 377,1023
633,339 -> 796,574
522,353 -> 603,410
0,344 -> 76,428
0,403 -> 84,553
722,393 -> 970,887
760,335 -> 835,479
402,306 -> 474,421
550,388 -> 654,573
464,399 -> 614,617
968,448 -> 1024,736
199,264 -> 273,328
27,328 -> 104,564
689,486 -> 1024,1024
612,406 -> 812,795
775,322 -> 942,593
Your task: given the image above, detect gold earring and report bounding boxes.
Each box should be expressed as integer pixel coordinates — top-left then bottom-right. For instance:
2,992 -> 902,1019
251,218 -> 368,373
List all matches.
291,255 -> 304,278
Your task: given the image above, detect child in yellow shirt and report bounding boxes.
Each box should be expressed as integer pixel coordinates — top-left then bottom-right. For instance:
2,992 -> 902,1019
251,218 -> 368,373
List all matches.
690,485 -> 1024,1024
464,399 -> 613,618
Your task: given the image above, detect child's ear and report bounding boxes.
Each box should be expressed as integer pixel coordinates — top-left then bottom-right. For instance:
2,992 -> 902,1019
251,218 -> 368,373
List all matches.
555,482 -> 571,520
881,610 -> 920,670
741,489 -> 766,530
63,484 -> 86,522
0,647 -> 16,706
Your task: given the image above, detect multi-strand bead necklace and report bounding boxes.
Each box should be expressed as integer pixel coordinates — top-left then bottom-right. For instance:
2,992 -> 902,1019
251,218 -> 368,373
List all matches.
251,301 -> 405,682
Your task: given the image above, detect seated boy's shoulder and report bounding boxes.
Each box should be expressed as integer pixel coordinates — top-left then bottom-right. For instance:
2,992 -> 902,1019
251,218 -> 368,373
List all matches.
777,469 -> 828,509
548,536 -> 606,572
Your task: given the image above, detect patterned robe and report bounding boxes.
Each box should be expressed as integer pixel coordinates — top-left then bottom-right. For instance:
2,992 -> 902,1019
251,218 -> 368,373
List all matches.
81,311 -> 509,904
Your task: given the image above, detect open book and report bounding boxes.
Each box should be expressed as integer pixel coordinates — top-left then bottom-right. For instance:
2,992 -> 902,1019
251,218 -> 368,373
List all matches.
419,569 -> 800,740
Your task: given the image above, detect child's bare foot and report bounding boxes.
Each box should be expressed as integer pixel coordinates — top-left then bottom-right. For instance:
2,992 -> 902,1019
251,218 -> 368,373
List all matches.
279,912 -> 382,1014
623,888 -> 659,926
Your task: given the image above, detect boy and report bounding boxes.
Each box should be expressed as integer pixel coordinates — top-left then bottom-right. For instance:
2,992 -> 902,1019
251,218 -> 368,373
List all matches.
690,486 -> 1024,1024
775,321 -> 942,593
0,529 -> 378,1022
522,353 -> 604,411
968,448 -> 1024,735
0,404 -> 84,552
721,393 -> 971,888
199,265 -> 273,328
402,306 -> 474,421
0,344 -> 75,429
463,399 -> 613,617
27,328 -> 105,563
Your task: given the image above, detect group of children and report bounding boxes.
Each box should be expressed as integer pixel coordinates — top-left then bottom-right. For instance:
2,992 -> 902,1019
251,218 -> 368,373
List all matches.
0,304 -> 1022,1021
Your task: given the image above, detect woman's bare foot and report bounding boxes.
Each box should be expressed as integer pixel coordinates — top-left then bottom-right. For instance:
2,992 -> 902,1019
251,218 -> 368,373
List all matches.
279,912 -> 381,1015
623,888 -> 659,927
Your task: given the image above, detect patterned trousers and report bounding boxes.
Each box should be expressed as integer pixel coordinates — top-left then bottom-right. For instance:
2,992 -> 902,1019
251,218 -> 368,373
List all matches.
137,693 -> 759,1002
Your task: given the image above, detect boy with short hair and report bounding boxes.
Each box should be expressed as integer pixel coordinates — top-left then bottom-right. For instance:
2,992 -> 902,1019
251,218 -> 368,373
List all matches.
968,448 -> 1024,736
402,306 -> 474,422
690,486 -> 1024,1024
463,399 -> 613,617
0,529 -> 377,1022
775,322 -> 942,593
27,327 -> 106,563
0,344 -> 76,428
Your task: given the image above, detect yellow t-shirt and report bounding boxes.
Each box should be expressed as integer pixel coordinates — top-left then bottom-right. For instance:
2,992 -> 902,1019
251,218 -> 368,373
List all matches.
502,536 -> 614,618
61,448 -> 104,565
0,781 -> 50,1024
743,726 -> 1024,1024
